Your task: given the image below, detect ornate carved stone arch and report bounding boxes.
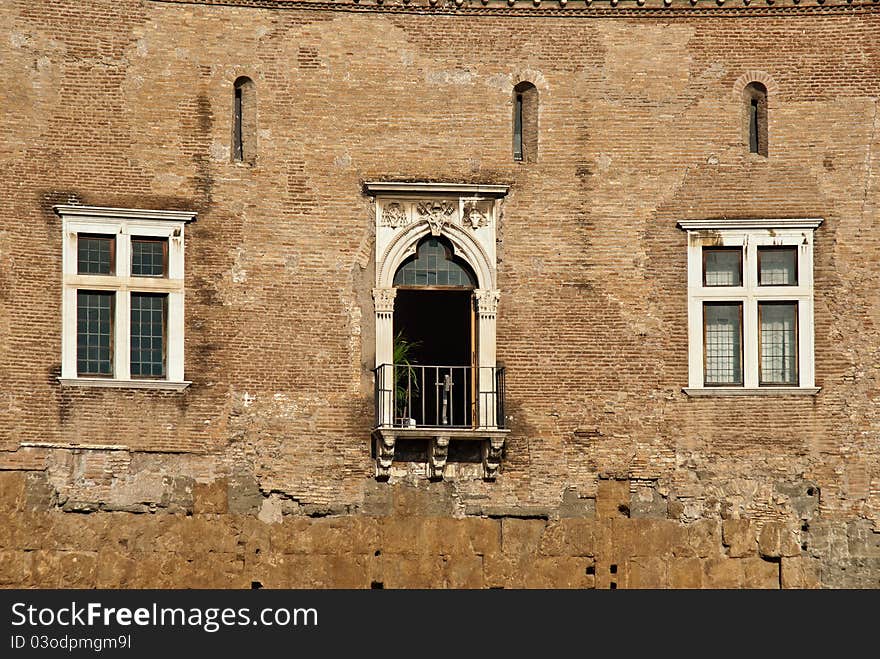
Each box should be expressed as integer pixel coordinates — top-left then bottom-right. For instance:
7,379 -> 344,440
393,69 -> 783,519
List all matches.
377,220 -> 495,291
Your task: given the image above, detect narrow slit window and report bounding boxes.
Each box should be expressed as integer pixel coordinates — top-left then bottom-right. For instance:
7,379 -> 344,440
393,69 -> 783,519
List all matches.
233,86 -> 243,161
759,302 -> 798,385
744,81 -> 768,157
131,293 -> 167,378
513,82 -> 538,163
749,98 -> 759,153
513,94 -> 523,161
703,302 -> 743,386
77,291 -> 114,376
233,76 -> 256,164
703,247 -> 743,287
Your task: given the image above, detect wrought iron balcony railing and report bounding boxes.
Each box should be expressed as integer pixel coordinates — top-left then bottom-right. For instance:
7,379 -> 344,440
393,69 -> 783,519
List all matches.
373,363 -> 506,430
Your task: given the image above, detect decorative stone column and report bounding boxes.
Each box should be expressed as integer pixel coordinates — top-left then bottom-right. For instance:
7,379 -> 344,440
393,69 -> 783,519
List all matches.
475,289 -> 501,428
373,287 -> 396,427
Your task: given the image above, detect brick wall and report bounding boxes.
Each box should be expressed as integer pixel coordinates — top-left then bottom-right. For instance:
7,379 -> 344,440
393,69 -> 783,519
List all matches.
1,0 -> 879,587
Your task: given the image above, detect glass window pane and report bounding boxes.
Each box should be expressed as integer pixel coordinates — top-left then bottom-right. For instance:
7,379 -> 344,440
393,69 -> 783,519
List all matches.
132,238 -> 167,277
77,235 -> 114,275
760,302 -> 798,385
77,291 -> 113,375
393,237 -> 477,288
704,303 -> 742,386
759,247 -> 797,286
130,293 -> 166,378
703,248 -> 742,286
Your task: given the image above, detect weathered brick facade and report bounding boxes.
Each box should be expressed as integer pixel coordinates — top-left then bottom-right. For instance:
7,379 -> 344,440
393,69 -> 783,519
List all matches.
2,0 -> 879,588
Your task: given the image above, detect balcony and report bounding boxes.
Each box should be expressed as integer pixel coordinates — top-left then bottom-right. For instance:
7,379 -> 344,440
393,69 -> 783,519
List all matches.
372,363 -> 508,481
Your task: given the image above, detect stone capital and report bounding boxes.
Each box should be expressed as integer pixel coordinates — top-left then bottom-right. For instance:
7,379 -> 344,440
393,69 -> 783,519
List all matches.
372,287 -> 397,313
475,289 -> 501,316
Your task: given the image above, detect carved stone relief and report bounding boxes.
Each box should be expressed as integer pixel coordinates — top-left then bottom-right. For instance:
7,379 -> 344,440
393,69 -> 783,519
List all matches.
463,201 -> 489,229
417,200 -> 456,236
380,202 -> 410,228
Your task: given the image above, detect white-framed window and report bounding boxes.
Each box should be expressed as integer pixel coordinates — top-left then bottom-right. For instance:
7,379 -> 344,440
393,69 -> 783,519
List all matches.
678,218 -> 823,396
54,205 -> 196,390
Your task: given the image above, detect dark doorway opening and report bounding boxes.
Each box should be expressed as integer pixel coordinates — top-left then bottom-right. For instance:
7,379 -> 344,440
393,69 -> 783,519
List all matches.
394,290 -> 471,366
393,289 -> 474,427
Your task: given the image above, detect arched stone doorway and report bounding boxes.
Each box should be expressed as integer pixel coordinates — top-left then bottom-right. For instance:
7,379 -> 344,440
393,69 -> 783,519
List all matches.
366,182 -> 509,481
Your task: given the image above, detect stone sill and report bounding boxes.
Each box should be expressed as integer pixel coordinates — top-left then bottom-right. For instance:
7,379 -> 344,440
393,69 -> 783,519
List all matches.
58,378 -> 191,391
682,387 -> 820,397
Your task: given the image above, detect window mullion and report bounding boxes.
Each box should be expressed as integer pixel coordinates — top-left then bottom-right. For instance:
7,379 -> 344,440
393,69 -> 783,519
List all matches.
116,230 -> 131,380
116,229 -> 131,278
116,289 -> 131,380
743,295 -> 759,389
742,241 -> 758,388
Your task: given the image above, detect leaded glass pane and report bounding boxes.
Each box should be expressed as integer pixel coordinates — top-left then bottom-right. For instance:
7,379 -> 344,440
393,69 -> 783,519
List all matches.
131,293 -> 166,378
760,302 -> 798,385
703,248 -> 742,287
132,238 -> 166,277
77,291 -> 113,375
77,235 -> 114,275
393,237 -> 476,288
704,303 -> 742,386
759,247 -> 797,286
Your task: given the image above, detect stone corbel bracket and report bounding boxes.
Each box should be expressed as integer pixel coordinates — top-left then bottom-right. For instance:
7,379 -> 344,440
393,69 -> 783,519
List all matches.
371,428 -> 508,481
428,435 -> 450,480
374,432 -> 396,481
482,437 -> 505,481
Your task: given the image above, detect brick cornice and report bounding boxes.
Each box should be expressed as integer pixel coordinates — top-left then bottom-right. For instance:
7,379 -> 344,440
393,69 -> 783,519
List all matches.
148,0 -> 880,17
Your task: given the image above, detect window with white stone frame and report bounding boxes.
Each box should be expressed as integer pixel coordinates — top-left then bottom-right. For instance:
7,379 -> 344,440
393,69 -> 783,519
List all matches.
365,182 -> 509,482
54,205 -> 196,390
678,218 -> 822,396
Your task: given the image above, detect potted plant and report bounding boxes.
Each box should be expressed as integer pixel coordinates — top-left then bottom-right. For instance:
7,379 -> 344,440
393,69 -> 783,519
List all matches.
393,331 -> 420,427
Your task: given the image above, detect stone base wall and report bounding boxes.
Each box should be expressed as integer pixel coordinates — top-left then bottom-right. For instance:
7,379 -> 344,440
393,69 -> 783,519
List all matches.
4,469 -> 877,589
